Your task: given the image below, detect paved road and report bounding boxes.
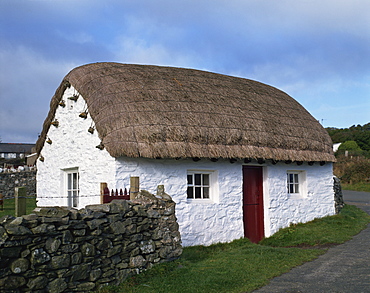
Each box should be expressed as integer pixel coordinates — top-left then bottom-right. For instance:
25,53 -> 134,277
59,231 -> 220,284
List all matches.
253,190 -> 370,293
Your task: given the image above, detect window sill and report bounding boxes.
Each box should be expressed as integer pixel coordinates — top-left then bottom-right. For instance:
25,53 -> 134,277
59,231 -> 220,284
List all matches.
288,194 -> 306,200
186,199 -> 214,204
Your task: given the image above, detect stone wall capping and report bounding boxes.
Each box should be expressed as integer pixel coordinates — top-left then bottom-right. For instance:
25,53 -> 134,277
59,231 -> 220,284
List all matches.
0,190 -> 182,292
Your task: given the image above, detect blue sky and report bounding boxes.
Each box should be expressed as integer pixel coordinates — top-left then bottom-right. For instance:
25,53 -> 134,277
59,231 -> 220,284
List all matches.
1,0 -> 369,143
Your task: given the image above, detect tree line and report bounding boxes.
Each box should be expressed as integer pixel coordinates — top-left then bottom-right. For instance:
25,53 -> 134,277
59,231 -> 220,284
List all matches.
326,122 -> 370,183
326,122 -> 370,155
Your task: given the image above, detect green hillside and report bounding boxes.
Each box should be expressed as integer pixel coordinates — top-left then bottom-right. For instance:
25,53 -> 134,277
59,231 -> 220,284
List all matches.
326,122 -> 370,155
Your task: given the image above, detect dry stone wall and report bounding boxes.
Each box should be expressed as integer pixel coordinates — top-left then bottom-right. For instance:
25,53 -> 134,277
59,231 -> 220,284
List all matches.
0,191 -> 182,292
0,170 -> 36,198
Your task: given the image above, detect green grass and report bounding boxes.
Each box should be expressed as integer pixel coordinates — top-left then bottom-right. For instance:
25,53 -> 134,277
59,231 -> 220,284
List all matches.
260,204 -> 370,247
341,182 -> 370,192
0,197 -> 37,218
98,205 -> 370,293
100,239 -> 323,293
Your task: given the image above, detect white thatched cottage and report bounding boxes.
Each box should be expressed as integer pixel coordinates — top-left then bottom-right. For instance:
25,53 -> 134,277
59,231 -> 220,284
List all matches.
36,62 -> 336,246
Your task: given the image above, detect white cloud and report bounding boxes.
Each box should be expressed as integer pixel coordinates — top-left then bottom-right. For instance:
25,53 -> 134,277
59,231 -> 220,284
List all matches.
0,45 -> 77,142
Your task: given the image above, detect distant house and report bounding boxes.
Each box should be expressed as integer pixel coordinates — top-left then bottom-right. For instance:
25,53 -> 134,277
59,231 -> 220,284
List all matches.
0,143 -> 35,160
333,143 -> 342,153
36,63 -> 336,246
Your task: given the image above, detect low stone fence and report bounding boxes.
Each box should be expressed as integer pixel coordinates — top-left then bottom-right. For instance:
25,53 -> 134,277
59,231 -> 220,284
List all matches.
334,176 -> 344,214
0,170 -> 36,198
0,191 -> 182,292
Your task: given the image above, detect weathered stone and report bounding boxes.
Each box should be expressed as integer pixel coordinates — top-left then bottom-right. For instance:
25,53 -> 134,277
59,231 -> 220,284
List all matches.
116,269 -> 130,282
71,252 -> 82,265
47,278 -> 68,293
102,269 -> 115,278
86,218 -> 107,230
51,254 -> 70,269
140,240 -> 156,254
91,228 -> 103,236
77,281 -> 96,291
107,213 -> 122,223
126,224 -> 137,235
0,226 -> 8,244
5,224 -> 32,235
131,233 -> 143,242
10,258 -> 29,273
107,245 -> 122,257
27,275 -> 48,290
129,255 -> 146,268
31,223 -> 55,234
0,189 -> 182,292
90,268 -> 102,281
41,216 -> 69,225
70,222 -> 87,229
62,230 -> 73,244
85,203 -> 110,213
45,237 -> 61,253
72,229 -> 86,236
109,200 -> 130,214
133,205 -> 148,216
159,245 -> 174,259
34,207 -> 70,218
31,248 -> 50,265
152,227 -> 164,240
81,242 -> 95,257
110,221 -> 126,234
0,215 -> 15,225
21,248 -> 30,258
116,262 -> 129,269
164,203 -> 176,216
147,209 -> 160,218
70,263 -> 91,282
130,247 -> 140,257
10,216 -> 24,226
0,275 -> 26,289
111,255 -> 121,264
61,243 -> 79,253
22,213 -> 38,221
97,238 -> 112,251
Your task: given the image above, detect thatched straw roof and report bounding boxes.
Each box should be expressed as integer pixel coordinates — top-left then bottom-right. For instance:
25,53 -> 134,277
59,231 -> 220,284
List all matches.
37,62 -> 335,162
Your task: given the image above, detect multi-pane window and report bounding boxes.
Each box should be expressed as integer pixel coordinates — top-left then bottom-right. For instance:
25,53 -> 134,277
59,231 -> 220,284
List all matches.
66,169 -> 79,207
287,172 -> 299,194
187,172 -> 210,199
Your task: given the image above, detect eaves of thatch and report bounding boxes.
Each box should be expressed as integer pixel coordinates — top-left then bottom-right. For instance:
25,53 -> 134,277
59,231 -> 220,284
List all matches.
36,62 -> 335,162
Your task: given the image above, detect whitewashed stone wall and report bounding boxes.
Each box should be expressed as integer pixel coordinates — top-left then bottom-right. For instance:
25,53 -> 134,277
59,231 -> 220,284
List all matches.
114,158 -> 335,246
115,157 -> 244,247
36,86 -> 116,208
264,162 -> 335,236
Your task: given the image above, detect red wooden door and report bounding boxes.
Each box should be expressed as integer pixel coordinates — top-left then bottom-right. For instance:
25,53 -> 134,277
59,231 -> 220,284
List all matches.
243,166 -> 264,243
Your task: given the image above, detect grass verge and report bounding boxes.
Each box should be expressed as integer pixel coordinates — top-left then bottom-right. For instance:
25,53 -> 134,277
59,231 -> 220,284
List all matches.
0,197 -> 37,218
341,182 -> 370,192
98,205 -> 370,293
260,204 -> 370,247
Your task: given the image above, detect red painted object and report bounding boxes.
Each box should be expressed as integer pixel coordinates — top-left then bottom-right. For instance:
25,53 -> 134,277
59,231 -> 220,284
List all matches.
102,187 -> 129,203
243,166 -> 264,243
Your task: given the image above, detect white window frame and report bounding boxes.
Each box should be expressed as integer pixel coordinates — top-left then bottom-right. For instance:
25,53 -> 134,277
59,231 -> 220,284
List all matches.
287,170 -> 306,198
64,168 -> 79,208
187,170 -> 217,203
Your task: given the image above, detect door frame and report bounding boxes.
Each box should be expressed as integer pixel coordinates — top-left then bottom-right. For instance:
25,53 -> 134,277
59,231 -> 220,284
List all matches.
242,165 -> 264,243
